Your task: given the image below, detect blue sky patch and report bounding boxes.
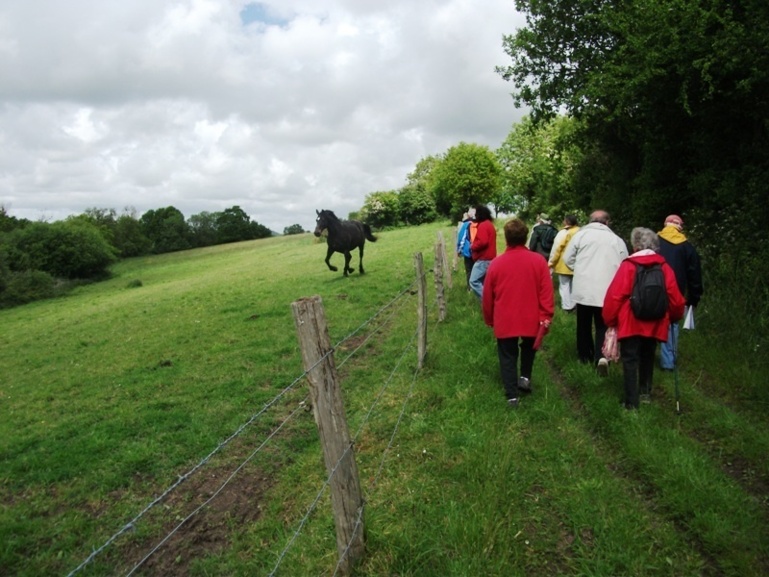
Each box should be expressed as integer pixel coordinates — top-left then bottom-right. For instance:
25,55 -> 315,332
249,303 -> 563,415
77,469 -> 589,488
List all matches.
240,3 -> 289,27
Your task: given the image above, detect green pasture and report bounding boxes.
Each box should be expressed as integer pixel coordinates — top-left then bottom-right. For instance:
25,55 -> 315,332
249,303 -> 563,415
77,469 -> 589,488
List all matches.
1,223 -> 768,576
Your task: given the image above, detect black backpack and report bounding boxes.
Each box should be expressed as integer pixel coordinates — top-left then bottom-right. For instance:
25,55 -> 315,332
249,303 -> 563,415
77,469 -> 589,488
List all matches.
630,263 -> 669,320
540,225 -> 557,252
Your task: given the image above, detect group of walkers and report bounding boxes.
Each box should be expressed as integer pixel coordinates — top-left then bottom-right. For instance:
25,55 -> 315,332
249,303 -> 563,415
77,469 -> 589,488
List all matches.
456,208 -> 703,410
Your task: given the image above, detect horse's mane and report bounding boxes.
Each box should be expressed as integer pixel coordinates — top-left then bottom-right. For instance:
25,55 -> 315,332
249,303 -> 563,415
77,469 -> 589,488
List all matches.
321,209 -> 341,222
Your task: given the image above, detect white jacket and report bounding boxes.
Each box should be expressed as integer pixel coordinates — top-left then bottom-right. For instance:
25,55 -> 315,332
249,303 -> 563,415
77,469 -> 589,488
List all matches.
563,222 -> 628,307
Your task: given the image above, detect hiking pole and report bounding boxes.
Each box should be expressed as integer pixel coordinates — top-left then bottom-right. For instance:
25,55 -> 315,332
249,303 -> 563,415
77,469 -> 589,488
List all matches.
672,324 -> 681,415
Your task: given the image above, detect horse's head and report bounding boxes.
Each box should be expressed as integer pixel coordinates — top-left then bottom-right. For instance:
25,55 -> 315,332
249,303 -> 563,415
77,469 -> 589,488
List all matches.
314,209 -> 336,237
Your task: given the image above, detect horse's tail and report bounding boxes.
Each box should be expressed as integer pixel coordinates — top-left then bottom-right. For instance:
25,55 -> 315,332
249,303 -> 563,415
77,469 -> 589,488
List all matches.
363,223 -> 377,242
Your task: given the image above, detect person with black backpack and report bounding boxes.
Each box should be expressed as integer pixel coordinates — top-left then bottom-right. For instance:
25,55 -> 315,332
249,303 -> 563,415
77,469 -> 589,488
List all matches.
602,228 -> 685,410
528,213 -> 557,260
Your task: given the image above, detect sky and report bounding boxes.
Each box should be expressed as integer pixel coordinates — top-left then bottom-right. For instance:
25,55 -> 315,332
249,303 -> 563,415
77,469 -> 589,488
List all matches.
0,1 -> 528,233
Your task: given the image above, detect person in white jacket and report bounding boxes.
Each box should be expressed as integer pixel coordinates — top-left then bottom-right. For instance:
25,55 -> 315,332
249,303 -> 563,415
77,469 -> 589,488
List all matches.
563,210 -> 628,373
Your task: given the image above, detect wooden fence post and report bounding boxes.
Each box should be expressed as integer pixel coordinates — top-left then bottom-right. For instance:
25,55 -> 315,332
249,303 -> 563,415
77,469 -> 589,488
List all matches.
291,296 -> 364,574
438,231 -> 452,290
434,242 -> 446,322
414,253 -> 427,369
451,228 -> 458,273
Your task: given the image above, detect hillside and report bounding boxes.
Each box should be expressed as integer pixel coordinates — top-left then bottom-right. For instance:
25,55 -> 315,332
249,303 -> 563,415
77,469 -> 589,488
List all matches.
1,223 -> 767,576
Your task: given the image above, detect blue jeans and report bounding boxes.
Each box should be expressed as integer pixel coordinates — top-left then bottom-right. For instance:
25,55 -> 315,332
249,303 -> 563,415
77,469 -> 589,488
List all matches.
660,322 -> 679,369
469,259 -> 490,299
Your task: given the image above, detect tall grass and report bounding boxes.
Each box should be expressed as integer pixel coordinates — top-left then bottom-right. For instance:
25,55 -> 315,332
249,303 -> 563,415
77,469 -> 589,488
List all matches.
2,224 -> 768,576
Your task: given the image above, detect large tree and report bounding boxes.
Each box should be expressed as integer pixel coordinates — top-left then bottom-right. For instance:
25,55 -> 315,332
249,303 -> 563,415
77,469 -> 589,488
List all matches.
496,115 -> 585,220
497,0 -> 769,242
216,205 -> 254,244
361,191 -> 401,228
188,211 -> 220,247
429,142 -> 502,221
140,206 -> 191,254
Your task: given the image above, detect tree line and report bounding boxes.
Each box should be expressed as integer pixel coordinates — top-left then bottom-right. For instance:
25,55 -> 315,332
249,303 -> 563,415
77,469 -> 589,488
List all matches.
0,205 -> 307,308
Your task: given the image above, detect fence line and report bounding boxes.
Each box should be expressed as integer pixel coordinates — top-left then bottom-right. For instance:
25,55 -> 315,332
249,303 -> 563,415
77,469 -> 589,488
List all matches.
126,290 -> 417,575
332,331 -> 423,577
279,246 -> 445,574
66,271 -> 430,576
67,241 -> 445,577
66,380 -> 307,577
270,322 -> 421,577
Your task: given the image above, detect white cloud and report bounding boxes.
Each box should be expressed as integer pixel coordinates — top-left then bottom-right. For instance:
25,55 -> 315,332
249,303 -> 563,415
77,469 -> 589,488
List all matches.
0,0 -> 527,232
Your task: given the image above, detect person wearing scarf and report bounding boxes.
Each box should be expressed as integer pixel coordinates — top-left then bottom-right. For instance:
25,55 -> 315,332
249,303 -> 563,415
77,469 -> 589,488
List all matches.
657,215 -> 704,370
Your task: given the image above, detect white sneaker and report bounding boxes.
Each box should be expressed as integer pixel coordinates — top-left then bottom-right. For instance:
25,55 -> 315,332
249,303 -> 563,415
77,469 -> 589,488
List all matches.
597,357 -> 609,377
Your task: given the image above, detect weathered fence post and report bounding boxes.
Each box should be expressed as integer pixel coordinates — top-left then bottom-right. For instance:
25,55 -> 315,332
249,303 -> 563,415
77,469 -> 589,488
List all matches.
451,227 -> 458,273
414,253 -> 427,369
434,241 -> 446,322
291,296 -> 365,574
437,231 -> 453,290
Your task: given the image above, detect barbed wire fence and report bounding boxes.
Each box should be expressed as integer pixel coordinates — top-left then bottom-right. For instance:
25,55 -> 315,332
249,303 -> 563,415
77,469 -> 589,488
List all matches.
66,233 -> 454,576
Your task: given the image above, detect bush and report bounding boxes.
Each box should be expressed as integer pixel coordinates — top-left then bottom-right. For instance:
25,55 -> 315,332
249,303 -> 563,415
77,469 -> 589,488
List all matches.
9,221 -> 118,279
0,270 -> 55,308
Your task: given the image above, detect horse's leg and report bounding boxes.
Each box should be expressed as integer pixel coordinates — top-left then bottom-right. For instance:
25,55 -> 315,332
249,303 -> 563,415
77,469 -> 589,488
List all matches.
343,251 -> 354,276
358,243 -> 365,274
325,247 -> 338,271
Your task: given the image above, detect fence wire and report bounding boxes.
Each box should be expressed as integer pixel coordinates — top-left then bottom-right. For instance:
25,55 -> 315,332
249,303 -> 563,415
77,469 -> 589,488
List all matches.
269,322 -> 421,577
66,271 -> 426,576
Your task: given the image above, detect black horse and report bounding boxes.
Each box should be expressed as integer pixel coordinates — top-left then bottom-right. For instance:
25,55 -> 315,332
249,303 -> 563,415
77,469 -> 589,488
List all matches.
314,209 -> 377,276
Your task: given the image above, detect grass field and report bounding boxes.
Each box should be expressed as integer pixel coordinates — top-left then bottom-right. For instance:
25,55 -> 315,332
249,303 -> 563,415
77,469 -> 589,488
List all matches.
1,222 -> 768,576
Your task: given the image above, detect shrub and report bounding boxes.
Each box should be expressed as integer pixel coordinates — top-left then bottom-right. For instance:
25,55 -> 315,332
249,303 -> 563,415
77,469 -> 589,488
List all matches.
9,221 -> 118,279
0,270 -> 55,308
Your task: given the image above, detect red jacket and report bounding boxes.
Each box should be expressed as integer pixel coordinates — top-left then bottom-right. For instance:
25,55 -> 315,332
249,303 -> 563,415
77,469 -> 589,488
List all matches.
602,251 -> 685,341
482,246 -> 554,338
471,220 -> 497,261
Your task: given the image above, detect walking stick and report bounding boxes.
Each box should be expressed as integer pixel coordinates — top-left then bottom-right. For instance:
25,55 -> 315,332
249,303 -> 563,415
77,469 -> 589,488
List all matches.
672,324 -> 681,415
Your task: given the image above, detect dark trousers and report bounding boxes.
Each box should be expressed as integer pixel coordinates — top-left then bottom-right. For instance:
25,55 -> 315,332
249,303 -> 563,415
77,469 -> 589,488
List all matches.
497,337 -> 536,400
620,336 -> 657,408
463,256 -> 474,289
576,304 -> 607,365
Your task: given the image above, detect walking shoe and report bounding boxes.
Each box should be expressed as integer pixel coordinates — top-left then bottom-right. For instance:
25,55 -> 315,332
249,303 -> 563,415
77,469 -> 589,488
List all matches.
640,394 -> 651,404
597,357 -> 609,377
518,376 -> 532,394
507,397 -> 520,409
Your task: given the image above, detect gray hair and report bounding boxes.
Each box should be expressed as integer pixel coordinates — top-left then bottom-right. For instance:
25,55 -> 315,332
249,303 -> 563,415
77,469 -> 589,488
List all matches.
589,210 -> 610,225
630,227 -> 659,251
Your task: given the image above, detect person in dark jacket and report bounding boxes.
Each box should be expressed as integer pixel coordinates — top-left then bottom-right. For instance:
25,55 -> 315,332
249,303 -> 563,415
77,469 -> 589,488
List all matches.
528,213 -> 557,259
657,215 -> 703,370
603,228 -> 685,409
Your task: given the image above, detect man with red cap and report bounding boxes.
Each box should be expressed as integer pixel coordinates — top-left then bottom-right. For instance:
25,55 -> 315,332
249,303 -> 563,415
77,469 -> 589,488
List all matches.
657,214 -> 704,370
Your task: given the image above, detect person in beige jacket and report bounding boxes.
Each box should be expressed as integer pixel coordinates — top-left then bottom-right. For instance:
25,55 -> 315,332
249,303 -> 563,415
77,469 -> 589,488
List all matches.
563,210 -> 628,372
548,214 -> 580,311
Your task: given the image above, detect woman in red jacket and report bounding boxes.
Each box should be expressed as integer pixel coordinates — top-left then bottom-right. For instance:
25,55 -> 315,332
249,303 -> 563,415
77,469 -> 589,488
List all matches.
603,227 -> 685,410
483,218 -> 554,407
468,205 -> 497,299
